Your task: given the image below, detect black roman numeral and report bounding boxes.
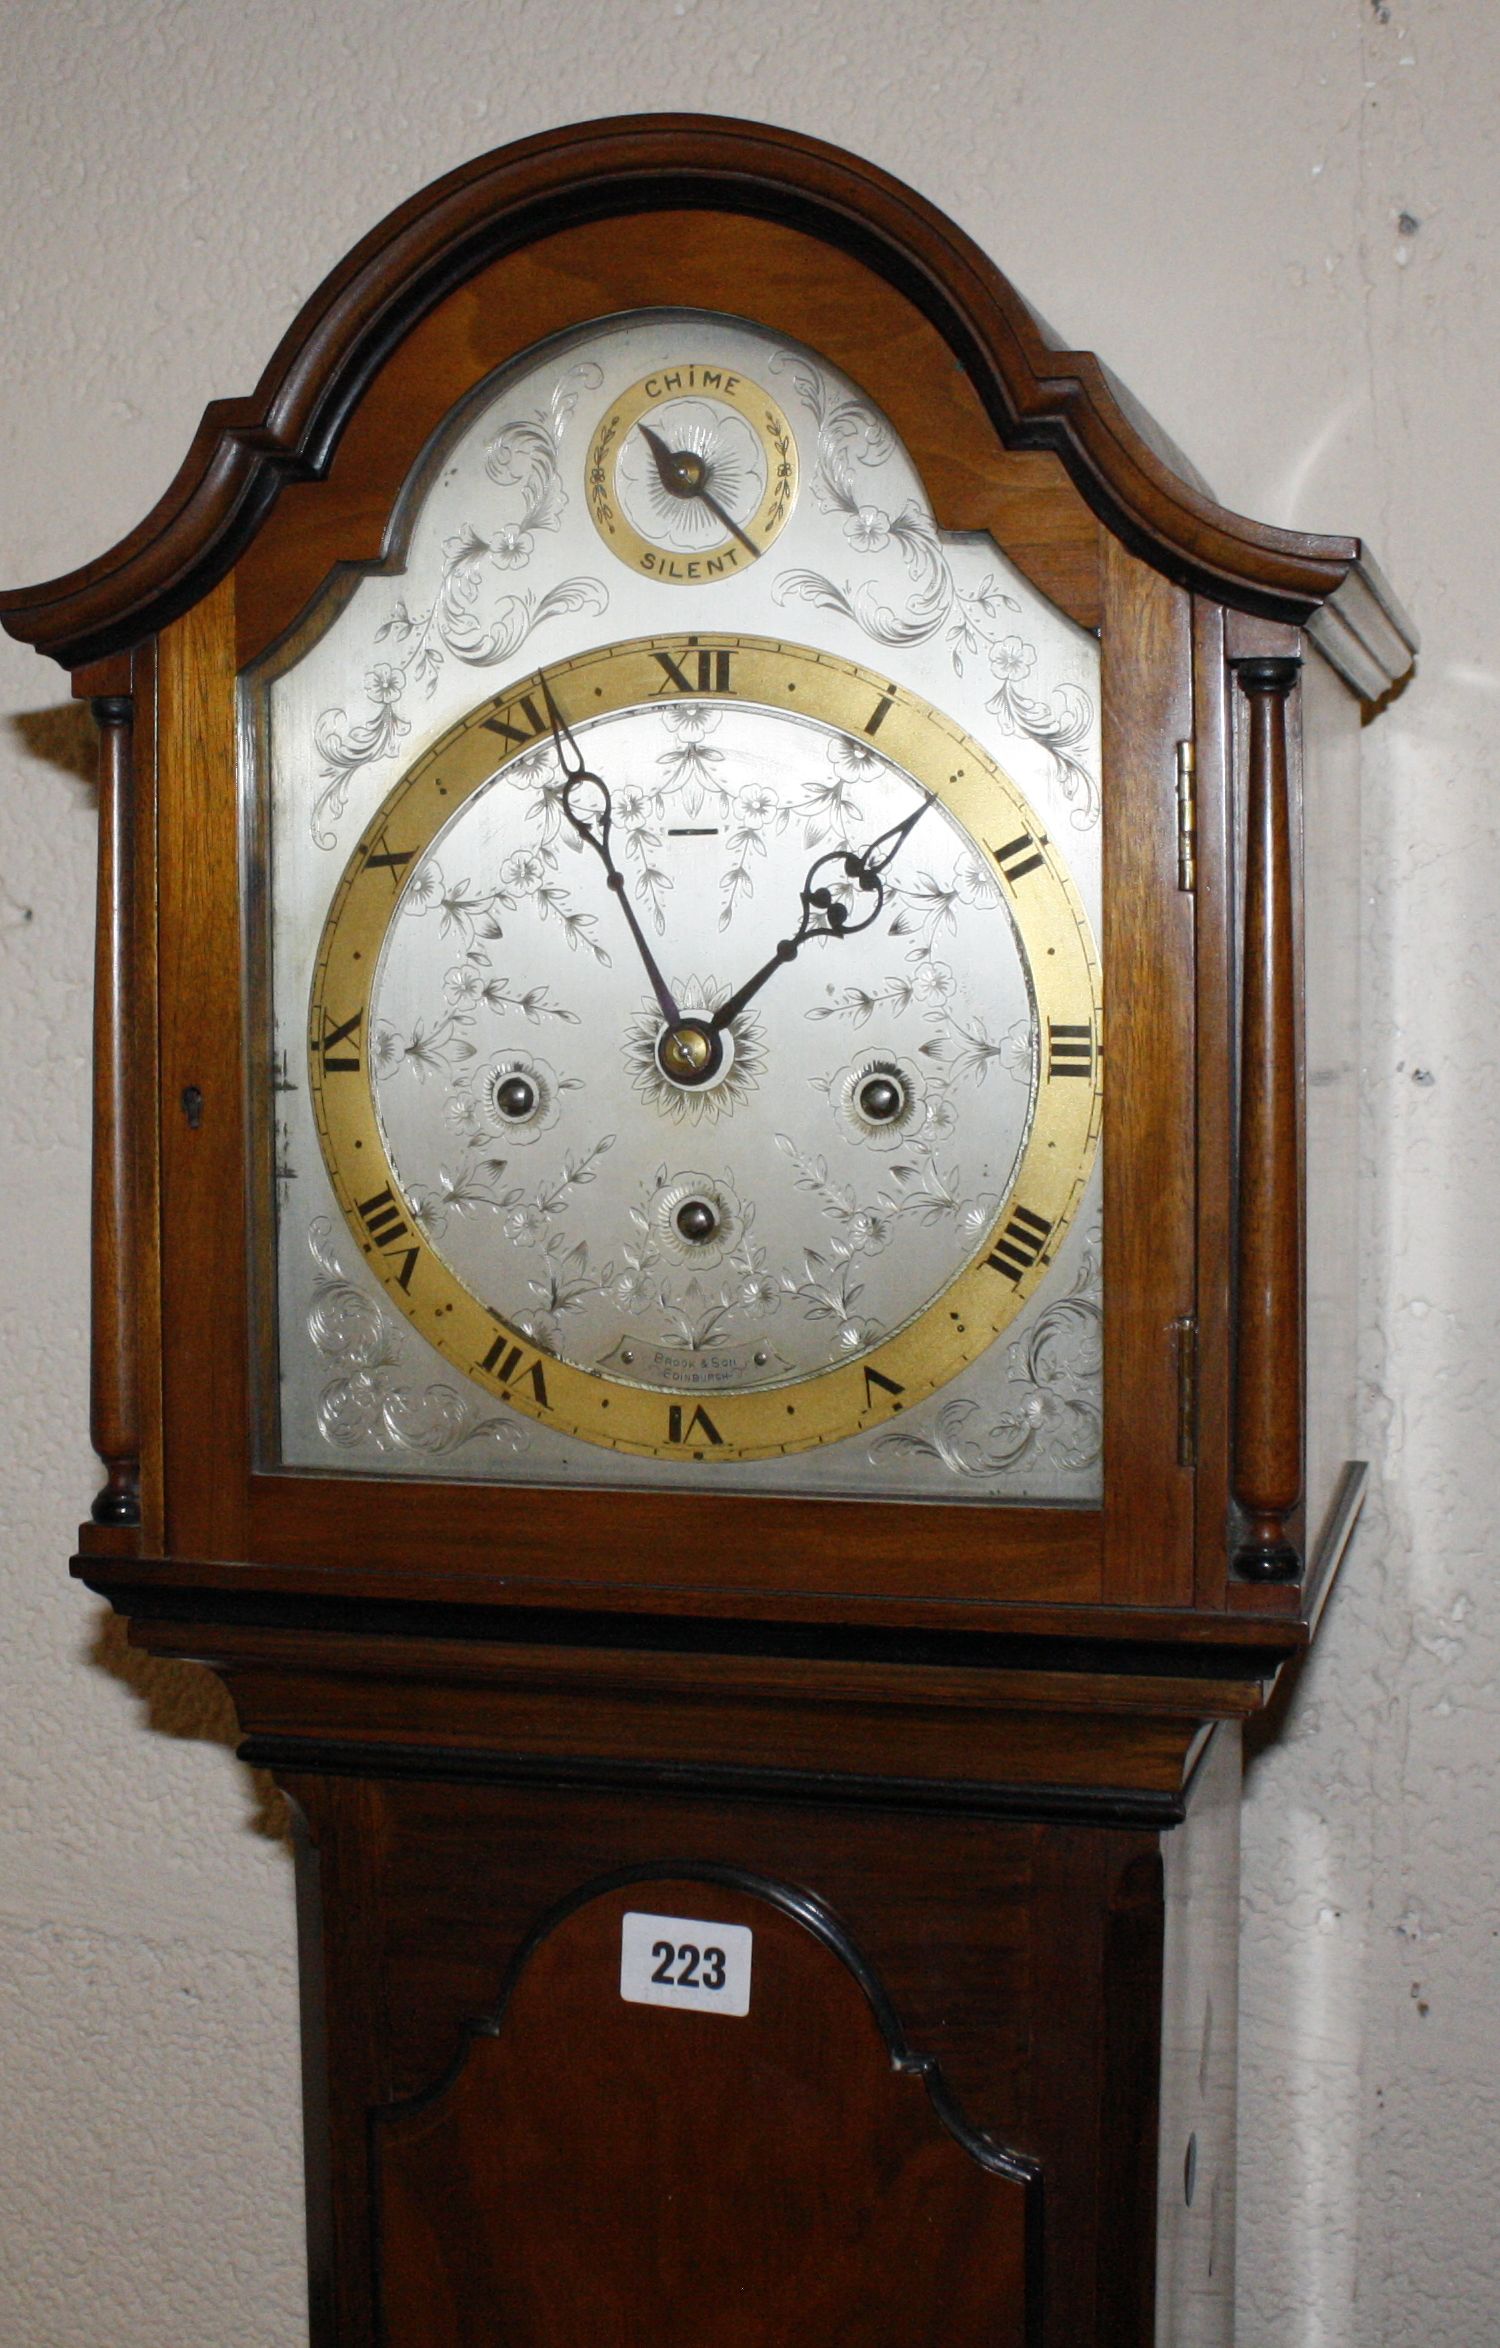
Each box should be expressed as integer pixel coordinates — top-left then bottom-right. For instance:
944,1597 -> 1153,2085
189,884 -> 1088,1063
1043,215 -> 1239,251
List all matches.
479,1333 -> 550,1407
1047,1022 -> 1096,1079
991,831 -> 1046,887
653,646 -> 735,695
355,1186 -> 422,1292
864,692 -> 895,737
986,1203 -> 1053,1285
316,1009 -> 363,1073
357,1187 -> 411,1248
863,1364 -> 905,1407
667,1401 -> 724,1447
363,838 -> 414,883
483,692 -> 546,746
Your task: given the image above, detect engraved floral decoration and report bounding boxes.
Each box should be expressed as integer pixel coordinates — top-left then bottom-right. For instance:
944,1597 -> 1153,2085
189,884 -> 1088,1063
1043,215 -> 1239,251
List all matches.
774,1137 -> 899,1262
774,1130 -> 1007,1264
646,1168 -> 747,1269
514,1232 -> 617,1357
410,1131 -> 623,1349
309,364 -> 609,846
403,1142 -> 515,1243
369,842 -> 606,1093
888,843 -> 1001,949
609,1157 -> 869,1370
601,1162 -> 787,1374
769,1117 -> 1014,1286
769,352 -> 1098,825
501,1136 -> 615,1251
473,1051 -> 566,1144
869,1223 -> 1103,1481
370,1010 -> 477,1085
385,1049 -> 592,1243
825,1051 -> 931,1152
803,835 -> 1037,1157
405,698 -> 1042,1372
359,694 -> 1035,1382
498,715 -> 913,950
806,950 -> 958,1032
305,1218 -> 529,1458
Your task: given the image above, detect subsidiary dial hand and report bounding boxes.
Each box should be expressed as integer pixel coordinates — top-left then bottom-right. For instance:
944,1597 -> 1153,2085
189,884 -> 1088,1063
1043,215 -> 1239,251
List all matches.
636,421 -> 762,562
538,674 -> 683,1029
711,794 -> 937,1035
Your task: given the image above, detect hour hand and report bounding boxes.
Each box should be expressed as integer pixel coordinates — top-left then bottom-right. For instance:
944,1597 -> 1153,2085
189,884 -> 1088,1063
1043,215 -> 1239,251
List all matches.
711,793 -> 936,1034
538,674 -> 614,865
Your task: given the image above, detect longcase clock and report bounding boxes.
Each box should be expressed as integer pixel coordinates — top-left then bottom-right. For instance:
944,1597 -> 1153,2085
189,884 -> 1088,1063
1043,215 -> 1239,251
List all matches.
0,115 -> 1415,2346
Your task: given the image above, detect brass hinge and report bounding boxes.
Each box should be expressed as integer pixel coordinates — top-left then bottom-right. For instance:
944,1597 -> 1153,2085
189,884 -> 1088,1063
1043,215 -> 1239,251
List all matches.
1173,1315 -> 1198,1469
1175,738 -> 1197,892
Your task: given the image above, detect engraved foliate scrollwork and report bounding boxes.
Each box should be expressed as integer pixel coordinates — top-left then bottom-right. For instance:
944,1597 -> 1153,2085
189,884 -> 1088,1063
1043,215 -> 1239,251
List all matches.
869,1223 -> 1102,1481
304,1219 -> 529,1458
982,636 -> 1097,826
310,364 -> 609,848
769,352 -> 1099,827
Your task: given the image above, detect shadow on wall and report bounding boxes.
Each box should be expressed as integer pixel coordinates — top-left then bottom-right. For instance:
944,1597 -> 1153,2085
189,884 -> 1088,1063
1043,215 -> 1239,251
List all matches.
9,699 -> 98,788
11,696 -> 290,1850
6,703 -> 97,922
87,1607 -> 292,1845
1241,1633 -> 1310,1779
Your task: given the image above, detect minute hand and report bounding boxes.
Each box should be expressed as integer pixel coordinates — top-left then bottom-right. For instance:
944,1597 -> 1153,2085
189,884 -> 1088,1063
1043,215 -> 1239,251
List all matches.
538,674 -> 682,1027
710,794 -> 935,1035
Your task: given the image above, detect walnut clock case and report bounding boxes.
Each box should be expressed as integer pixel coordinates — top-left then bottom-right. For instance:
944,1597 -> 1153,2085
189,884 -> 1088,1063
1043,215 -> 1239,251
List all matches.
2,117 -> 1414,2347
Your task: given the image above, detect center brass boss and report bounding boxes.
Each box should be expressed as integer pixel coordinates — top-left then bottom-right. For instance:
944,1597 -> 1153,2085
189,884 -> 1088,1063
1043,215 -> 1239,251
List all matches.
656,1022 -> 719,1084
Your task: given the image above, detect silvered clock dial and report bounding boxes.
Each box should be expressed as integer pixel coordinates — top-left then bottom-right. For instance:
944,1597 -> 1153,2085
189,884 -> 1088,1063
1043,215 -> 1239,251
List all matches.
308,634 -> 1098,1462
252,307 -> 1104,1502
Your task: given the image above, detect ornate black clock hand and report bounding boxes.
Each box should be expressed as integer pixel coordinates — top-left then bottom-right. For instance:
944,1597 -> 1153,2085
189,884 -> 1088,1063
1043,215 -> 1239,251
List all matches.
710,793 -> 936,1035
537,673 -> 684,1030
693,481 -> 762,562
636,421 -> 762,561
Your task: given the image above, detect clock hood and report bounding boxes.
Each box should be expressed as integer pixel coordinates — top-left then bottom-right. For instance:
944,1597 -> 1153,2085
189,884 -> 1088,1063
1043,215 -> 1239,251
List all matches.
0,112 -> 1414,698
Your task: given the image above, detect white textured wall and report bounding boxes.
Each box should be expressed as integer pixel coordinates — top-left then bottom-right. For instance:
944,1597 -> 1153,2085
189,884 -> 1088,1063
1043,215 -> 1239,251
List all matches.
2,5 -> 1494,2341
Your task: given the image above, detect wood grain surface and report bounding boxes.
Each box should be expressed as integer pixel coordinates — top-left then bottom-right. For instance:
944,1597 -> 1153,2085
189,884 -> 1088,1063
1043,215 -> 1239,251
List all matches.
87,693 -> 141,1526
1229,658 -> 1304,1578
375,1876 -> 1036,2347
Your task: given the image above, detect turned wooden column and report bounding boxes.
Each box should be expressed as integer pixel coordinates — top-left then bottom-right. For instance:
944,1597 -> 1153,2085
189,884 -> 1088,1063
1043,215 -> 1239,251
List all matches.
1230,656 -> 1302,1579
88,692 -> 140,1526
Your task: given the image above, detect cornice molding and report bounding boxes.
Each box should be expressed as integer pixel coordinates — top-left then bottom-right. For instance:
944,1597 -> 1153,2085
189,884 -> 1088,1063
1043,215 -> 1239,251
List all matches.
0,113 -> 1416,693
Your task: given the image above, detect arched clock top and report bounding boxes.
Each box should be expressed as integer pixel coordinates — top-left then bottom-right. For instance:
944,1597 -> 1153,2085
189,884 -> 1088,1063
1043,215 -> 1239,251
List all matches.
0,113 -> 1413,697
